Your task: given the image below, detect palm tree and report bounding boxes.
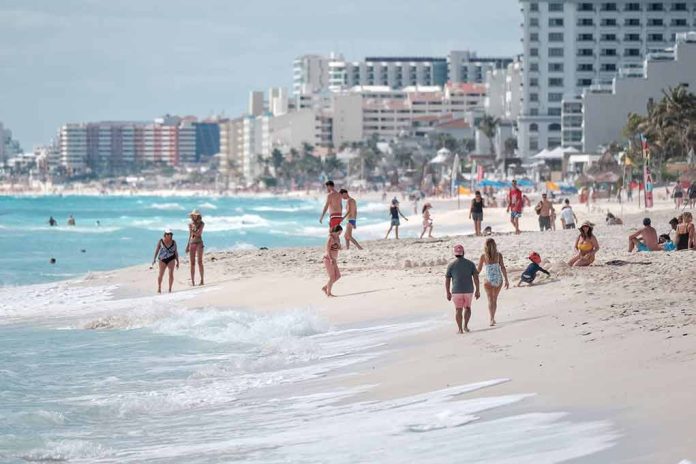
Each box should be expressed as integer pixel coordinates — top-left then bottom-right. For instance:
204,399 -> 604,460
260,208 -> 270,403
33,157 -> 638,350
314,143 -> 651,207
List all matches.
477,114 -> 500,159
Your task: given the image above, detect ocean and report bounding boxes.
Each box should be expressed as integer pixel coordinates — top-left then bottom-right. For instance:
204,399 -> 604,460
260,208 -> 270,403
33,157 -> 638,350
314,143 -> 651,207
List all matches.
0,194 -> 619,463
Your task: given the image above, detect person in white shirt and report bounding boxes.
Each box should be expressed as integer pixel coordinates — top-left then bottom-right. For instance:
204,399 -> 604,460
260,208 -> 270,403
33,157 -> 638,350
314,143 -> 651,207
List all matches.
560,199 -> 578,229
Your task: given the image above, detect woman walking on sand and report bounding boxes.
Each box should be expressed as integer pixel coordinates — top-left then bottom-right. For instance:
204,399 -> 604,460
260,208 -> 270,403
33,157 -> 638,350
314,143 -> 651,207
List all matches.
385,199 -> 409,239
420,203 -> 434,239
186,209 -> 205,286
152,229 -> 179,293
322,225 -> 343,297
469,191 -> 484,236
476,238 -> 509,327
568,221 -> 600,266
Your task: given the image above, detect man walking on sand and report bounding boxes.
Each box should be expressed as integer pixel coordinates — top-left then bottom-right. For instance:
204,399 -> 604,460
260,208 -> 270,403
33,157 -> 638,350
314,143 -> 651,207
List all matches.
340,189 -> 363,250
507,179 -> 524,234
319,180 -> 343,231
536,193 -> 554,231
445,244 -> 480,334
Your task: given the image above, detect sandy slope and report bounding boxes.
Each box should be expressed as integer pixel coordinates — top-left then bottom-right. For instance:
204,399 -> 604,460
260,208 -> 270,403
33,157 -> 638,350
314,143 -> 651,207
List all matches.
85,195 -> 695,463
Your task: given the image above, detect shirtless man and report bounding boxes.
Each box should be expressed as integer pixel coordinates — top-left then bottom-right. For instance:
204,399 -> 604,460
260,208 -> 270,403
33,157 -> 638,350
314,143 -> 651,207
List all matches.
537,193 -> 554,231
628,217 -> 660,252
340,189 -> 363,250
319,180 -> 343,231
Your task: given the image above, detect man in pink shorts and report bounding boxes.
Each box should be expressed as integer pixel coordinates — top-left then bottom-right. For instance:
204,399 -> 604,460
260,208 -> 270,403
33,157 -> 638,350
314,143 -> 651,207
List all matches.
445,244 -> 480,333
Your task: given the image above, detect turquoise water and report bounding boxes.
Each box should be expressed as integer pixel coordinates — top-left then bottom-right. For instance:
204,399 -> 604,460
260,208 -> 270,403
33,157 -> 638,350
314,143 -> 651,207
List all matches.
0,194 -> 389,286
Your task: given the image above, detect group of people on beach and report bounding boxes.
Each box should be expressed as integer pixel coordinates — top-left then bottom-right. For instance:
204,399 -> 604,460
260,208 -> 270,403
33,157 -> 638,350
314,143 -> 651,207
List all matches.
150,209 -> 205,293
627,212 -> 695,252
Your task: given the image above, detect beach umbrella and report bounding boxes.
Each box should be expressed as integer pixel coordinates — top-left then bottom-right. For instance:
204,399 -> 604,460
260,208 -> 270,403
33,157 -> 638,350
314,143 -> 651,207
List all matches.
546,181 -> 560,191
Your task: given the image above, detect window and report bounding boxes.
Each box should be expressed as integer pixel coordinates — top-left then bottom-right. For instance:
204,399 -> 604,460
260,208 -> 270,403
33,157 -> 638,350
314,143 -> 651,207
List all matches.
625,18 -> 641,26
548,77 -> 564,87
577,78 -> 593,86
530,108 -> 539,116
672,18 -> 688,26
548,2 -> 563,11
647,3 -> 664,11
529,63 -> 539,71
549,123 -> 562,131
548,108 -> 562,116
601,63 -> 617,71
578,33 -> 594,42
672,3 -> 687,10
601,34 -> 618,41
578,18 -> 594,26
577,3 -> 594,11
578,48 -> 594,56
625,2 -> 641,10
529,2 -> 538,11
529,138 -> 539,150
530,32 -> 539,42
601,18 -> 618,26
549,62 -> 564,72
601,3 -> 617,11
530,123 -> 538,132
530,93 -> 539,102
549,18 -> 564,27
601,48 -> 617,56
530,48 -> 539,56
577,63 -> 594,71
549,47 -> 564,57
648,18 -> 664,26
548,93 -> 563,102
648,33 -> 664,41
624,48 -> 641,56
549,32 -> 564,42
530,17 -> 539,27
530,78 -> 539,87
625,33 -> 641,41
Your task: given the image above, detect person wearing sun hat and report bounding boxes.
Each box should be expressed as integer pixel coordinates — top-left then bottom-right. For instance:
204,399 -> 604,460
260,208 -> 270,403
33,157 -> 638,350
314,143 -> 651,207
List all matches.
445,244 -> 480,334
568,220 -> 600,267
152,228 -> 179,293
186,209 -> 205,286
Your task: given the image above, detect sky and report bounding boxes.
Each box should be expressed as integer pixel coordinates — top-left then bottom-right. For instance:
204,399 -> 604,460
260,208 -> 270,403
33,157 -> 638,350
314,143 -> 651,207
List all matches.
0,0 -> 521,149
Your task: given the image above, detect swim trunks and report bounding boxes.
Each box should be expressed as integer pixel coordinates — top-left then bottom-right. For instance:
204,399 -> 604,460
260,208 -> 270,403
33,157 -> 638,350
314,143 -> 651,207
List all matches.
510,211 -> 522,219
637,242 -> 650,252
348,219 -> 357,228
451,293 -> 473,309
329,215 -> 342,229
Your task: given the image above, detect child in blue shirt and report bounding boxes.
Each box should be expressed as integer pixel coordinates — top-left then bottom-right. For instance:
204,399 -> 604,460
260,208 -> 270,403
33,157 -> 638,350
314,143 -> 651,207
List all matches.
517,252 -> 551,286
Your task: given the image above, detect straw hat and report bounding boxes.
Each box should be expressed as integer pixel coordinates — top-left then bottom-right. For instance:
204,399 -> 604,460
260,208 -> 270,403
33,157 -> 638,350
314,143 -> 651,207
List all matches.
189,209 -> 201,217
580,220 -> 595,228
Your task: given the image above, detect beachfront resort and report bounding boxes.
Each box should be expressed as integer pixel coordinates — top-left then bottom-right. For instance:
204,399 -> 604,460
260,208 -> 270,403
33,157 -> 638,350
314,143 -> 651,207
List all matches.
1,1 -> 696,463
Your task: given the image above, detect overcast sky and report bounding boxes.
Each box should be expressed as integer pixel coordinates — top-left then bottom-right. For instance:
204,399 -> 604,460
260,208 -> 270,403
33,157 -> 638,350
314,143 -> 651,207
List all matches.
0,0 -> 521,148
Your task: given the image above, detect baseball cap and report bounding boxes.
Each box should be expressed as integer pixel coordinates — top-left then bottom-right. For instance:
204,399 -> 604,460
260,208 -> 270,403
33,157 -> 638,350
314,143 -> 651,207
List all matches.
453,244 -> 465,256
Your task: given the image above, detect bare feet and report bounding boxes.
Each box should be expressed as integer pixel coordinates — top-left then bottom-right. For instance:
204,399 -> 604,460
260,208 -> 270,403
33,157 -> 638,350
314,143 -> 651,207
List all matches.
464,327 -> 470,333
157,288 -> 161,294
490,319 -> 496,327
321,286 -> 328,295
199,280 -> 204,286
458,329 -> 464,334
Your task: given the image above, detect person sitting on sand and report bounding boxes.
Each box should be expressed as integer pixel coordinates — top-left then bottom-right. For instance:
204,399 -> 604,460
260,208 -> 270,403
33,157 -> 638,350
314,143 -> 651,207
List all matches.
518,252 -> 551,286
67,214 -> 76,226
568,221 -> 600,267
658,234 -> 676,251
628,218 -> 660,252
340,189 -> 363,250
606,212 -> 623,226
445,244 -> 480,334
319,180 -> 343,231
385,199 -> 408,239
48,216 -> 57,227
675,211 -> 695,250
469,191 -> 485,236
186,209 -> 205,286
322,225 -> 343,297
420,203 -> 434,239
476,238 -> 509,327
668,217 -> 680,243
152,229 -> 179,293
560,199 -> 578,229
483,226 -> 493,236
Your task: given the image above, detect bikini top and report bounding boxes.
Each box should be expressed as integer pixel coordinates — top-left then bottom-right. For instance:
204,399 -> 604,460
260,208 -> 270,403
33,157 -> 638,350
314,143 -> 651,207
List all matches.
577,240 -> 593,252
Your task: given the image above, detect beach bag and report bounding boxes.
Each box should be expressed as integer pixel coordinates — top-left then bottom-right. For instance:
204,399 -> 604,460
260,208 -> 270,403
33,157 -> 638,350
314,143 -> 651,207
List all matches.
534,202 -> 542,215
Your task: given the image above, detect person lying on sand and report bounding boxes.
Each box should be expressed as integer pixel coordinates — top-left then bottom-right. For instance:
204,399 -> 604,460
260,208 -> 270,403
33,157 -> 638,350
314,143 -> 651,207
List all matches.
606,212 -> 623,225
517,252 -> 550,286
628,218 -> 660,252
445,244 -> 480,334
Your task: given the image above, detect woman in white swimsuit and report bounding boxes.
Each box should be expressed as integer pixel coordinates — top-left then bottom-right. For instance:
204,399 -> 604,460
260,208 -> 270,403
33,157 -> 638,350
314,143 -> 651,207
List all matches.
476,238 -> 509,326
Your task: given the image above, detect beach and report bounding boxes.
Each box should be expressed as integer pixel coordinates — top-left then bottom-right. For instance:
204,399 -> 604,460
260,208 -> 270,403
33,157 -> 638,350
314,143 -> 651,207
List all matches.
2,193 -> 694,462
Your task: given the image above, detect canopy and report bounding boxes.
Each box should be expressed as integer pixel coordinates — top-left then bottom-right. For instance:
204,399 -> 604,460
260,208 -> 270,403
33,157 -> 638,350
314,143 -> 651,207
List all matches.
533,146 -> 579,160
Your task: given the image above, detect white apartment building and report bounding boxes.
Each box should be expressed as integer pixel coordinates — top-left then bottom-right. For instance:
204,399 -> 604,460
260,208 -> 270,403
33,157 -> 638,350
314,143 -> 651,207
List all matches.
518,0 -> 696,157
328,56 -> 448,91
484,57 -> 523,121
448,51 -> 514,85
293,54 -> 331,96
583,31 -> 696,150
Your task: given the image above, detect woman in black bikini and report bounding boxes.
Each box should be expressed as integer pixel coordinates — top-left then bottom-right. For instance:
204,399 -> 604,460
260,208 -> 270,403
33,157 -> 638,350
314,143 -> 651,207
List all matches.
676,212 -> 695,250
152,229 -> 180,293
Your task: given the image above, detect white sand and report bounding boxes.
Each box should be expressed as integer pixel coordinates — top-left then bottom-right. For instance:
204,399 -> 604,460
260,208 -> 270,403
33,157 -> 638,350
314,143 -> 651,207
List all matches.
81,194 -> 695,462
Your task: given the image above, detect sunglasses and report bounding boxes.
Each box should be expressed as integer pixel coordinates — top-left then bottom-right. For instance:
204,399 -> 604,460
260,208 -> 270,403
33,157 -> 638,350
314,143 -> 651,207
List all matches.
164,233 -> 173,236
